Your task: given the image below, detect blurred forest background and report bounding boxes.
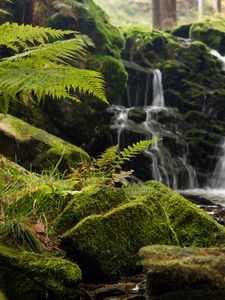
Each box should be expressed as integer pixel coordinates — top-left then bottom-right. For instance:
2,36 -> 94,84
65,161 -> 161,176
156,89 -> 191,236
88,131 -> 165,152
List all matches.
95,0 -> 225,27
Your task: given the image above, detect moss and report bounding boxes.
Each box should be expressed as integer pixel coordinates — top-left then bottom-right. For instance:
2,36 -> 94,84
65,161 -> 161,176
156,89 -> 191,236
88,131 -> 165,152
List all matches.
140,245 -> 225,298
0,243 -> 81,300
54,184 -> 128,234
0,114 -> 90,171
190,19 -> 225,55
61,196 -> 178,281
143,181 -> 225,247
123,26 -> 179,64
50,0 -> 124,58
88,55 -> 128,102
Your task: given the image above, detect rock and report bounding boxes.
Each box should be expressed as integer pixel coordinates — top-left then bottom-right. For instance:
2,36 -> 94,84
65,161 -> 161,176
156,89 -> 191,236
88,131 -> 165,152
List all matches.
190,19 -> 225,55
61,181 -> 225,281
0,243 -> 82,300
120,25 -> 225,186
54,184 -> 128,234
140,244 -> 225,300
143,181 -> 225,246
0,113 -> 90,171
61,199 -> 178,281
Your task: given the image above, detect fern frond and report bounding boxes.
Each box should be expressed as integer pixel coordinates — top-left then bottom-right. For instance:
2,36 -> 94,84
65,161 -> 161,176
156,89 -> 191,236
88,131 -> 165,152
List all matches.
95,145 -> 122,174
0,9 -> 11,15
0,60 -> 107,104
0,23 -> 74,52
94,139 -> 158,176
4,38 -> 87,64
120,139 -> 159,161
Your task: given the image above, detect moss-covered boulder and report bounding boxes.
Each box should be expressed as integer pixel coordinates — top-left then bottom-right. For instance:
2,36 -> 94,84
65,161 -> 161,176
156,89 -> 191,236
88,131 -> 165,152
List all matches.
143,181 -> 225,246
0,114 -> 90,171
61,181 -> 225,281
54,184 -> 127,234
190,19 -> 225,55
61,199 -> 178,281
140,245 -> 225,300
0,243 -> 82,300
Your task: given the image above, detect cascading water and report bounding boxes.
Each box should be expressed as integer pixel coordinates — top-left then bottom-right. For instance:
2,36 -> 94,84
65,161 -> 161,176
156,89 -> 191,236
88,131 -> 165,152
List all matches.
109,66 -> 198,189
210,49 -> 225,71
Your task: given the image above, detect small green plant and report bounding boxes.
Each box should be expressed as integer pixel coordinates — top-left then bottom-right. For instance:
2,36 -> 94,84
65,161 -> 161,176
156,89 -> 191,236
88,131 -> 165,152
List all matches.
0,216 -> 43,253
94,139 -> 158,176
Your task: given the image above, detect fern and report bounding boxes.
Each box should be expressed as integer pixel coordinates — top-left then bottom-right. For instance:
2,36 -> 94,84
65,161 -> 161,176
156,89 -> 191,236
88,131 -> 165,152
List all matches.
95,139 -> 158,175
0,22 -> 108,112
0,23 -> 73,52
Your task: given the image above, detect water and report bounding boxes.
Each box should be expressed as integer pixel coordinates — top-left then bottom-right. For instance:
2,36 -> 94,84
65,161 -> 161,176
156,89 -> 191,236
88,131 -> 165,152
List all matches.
210,49 -> 225,71
109,68 -> 198,189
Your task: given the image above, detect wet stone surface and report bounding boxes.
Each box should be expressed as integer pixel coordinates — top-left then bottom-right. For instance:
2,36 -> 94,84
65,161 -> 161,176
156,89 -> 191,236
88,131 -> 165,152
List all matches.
78,275 -> 146,300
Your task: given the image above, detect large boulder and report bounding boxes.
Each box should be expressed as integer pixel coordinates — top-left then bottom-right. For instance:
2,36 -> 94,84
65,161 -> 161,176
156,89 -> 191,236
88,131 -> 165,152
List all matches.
54,183 -> 128,234
190,19 -> 225,55
60,181 -> 225,281
0,113 -> 90,171
140,245 -> 225,300
0,243 -> 82,300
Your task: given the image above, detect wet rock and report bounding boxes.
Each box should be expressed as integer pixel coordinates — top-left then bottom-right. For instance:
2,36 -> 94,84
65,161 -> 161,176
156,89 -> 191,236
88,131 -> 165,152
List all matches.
140,245 -> 225,300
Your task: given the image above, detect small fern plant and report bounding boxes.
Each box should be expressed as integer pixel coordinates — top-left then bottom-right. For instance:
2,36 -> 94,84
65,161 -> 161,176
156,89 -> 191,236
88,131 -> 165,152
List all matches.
94,139 -> 158,183
0,11 -> 107,113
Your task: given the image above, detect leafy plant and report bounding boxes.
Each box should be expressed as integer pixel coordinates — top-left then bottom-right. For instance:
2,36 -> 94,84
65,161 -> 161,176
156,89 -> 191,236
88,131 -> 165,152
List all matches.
0,19 -> 107,113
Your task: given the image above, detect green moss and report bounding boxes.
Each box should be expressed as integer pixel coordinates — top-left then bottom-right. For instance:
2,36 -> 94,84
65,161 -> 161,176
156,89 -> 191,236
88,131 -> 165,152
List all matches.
61,195 -> 178,280
143,181 -> 225,247
190,19 -> 225,55
54,184 -> 128,234
88,55 -> 128,102
0,243 -> 81,300
123,26 -> 179,64
140,245 -> 225,298
0,114 -> 90,171
50,0 -> 124,58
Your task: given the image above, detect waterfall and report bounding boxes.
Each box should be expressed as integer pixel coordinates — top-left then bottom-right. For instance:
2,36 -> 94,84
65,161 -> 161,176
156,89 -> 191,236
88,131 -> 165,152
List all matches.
210,49 -> 225,71
109,67 -> 198,189
211,140 -> 225,189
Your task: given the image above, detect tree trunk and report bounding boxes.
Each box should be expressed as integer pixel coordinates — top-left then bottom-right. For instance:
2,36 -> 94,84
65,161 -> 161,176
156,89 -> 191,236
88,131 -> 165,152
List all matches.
152,0 -> 176,31
217,0 -> 222,12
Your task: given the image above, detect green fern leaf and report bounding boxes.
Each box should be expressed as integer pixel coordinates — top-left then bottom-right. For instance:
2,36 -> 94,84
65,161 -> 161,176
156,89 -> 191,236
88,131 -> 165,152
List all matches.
0,23 -> 74,52
120,139 -> 159,161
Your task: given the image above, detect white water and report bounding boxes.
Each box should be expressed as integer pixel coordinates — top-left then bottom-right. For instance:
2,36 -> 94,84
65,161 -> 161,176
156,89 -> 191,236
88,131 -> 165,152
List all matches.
109,69 -> 198,189
210,49 -> 225,71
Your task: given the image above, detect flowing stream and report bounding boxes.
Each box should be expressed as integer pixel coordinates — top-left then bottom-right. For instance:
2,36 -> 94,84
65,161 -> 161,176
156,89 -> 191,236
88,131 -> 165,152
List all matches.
109,66 -> 198,189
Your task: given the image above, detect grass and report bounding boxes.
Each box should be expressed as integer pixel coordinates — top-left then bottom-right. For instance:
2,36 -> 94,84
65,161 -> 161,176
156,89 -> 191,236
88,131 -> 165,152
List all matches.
0,156 -> 76,252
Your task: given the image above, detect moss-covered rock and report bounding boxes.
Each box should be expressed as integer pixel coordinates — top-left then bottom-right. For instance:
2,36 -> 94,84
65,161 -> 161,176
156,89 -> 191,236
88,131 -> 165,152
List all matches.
143,181 -> 225,247
60,181 -> 225,280
54,184 -> 127,234
0,114 -> 90,171
190,19 -> 225,55
121,24 -> 225,185
88,55 -> 128,102
0,243 -> 82,300
61,197 -> 178,281
140,245 -> 225,300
